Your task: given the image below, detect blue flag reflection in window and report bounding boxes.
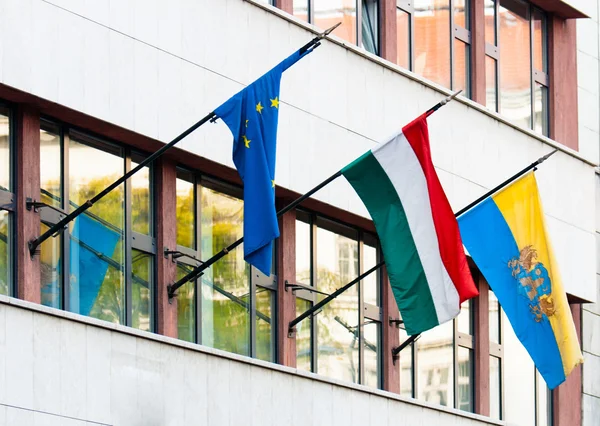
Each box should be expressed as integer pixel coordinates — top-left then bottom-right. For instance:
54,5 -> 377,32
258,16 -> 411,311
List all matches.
215,48 -> 312,275
69,213 -> 120,316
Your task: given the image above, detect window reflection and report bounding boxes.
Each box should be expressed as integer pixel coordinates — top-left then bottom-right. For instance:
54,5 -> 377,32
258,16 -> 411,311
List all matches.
532,9 -> 546,72
361,0 -> 379,55
177,265 -> 196,343
499,0 -> 532,129
364,320 -> 380,388
536,370 -> 551,426
296,219 -> 311,284
363,243 -> 378,305
534,82 -> 548,136
503,310 -> 535,426
489,289 -> 500,343
396,7 -> 410,69
454,39 -> 470,97
256,288 -> 275,362
0,211 -> 9,296
293,0 -> 309,22
417,321 -> 454,407
296,298 -> 312,371
457,346 -> 473,412
486,55 -> 498,111
131,161 -> 151,236
316,225 -> 359,383
132,249 -> 152,331
314,0 -> 356,45
399,328 -> 414,397
414,0 -> 451,88
484,0 -> 496,45
454,0 -> 469,29
0,111 -> 9,192
490,355 -> 502,419
176,174 -> 195,249
40,127 -> 62,308
69,137 -> 125,324
200,187 -> 250,356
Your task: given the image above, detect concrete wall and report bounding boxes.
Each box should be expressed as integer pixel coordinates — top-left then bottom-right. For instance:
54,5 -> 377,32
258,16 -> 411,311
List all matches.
0,0 -> 596,301
570,1 -> 600,425
0,296 -> 501,426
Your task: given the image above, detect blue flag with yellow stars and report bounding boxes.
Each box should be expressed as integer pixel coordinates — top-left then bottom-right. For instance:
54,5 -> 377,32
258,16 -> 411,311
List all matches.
215,48 -> 312,275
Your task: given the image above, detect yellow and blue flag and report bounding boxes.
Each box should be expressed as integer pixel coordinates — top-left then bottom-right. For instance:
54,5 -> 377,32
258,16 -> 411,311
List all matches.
215,48 -> 312,275
458,173 -> 583,389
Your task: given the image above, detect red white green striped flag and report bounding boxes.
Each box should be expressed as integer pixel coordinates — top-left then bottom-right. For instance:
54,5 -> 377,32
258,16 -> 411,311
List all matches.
342,114 -> 478,335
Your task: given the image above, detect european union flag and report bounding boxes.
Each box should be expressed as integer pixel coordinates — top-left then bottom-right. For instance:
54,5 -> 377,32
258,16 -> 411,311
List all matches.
215,48 -> 312,275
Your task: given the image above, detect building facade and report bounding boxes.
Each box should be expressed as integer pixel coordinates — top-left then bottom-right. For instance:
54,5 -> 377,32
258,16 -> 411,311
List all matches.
0,0 -> 598,425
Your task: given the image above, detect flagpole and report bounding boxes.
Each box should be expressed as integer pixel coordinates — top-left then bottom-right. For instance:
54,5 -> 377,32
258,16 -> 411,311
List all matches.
167,89 -> 463,300
27,24 -> 341,259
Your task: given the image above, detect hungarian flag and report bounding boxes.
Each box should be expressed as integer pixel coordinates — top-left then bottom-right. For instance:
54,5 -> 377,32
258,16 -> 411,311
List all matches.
342,114 -> 478,335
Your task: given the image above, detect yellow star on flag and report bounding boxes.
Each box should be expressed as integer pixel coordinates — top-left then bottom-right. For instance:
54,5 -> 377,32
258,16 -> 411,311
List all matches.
243,135 -> 251,148
256,102 -> 264,114
270,97 -> 279,109
271,180 -> 275,188
245,119 -> 249,128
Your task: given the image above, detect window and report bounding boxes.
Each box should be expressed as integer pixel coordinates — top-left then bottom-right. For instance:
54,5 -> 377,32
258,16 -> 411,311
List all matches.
39,124 -> 155,331
175,171 -> 276,362
489,289 -> 503,420
397,0 -> 471,96
0,105 -> 13,296
486,0 -> 548,135
295,212 -> 382,388
295,1 -> 380,55
398,300 -> 474,412
502,308 -> 552,426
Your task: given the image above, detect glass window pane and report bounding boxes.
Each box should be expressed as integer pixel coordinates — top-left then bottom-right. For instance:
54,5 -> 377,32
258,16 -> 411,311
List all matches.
177,264 -> 196,342
503,310 -> 535,426
296,298 -> 312,371
176,173 -> 195,249
490,355 -> 502,420
499,0 -> 532,129
0,211 -> 9,296
0,110 -> 9,192
314,0 -> 356,45
534,82 -> 548,136
396,7 -> 410,69
536,369 -> 551,426
457,300 -> 472,335
316,225 -> 359,383
361,0 -> 379,55
484,0 -> 497,45
417,321 -> 453,407
296,219 -> 311,284
256,288 -> 275,362
131,161 -> 151,236
40,127 -> 62,309
532,9 -> 546,73
363,242 -> 378,306
489,289 -> 500,343
132,249 -> 152,332
69,137 -> 125,324
414,0 -> 451,88
453,38 -> 470,97
293,0 -> 309,22
399,328 -> 414,397
364,320 -> 380,388
454,0 -> 469,30
200,187 -> 250,357
40,223 -> 61,309
486,55 -> 498,112
457,346 -> 473,412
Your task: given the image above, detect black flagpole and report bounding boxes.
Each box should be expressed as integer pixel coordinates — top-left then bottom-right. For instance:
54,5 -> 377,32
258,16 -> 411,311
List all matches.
167,89 -> 464,300
390,147 -> 558,360
27,23 -> 341,258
